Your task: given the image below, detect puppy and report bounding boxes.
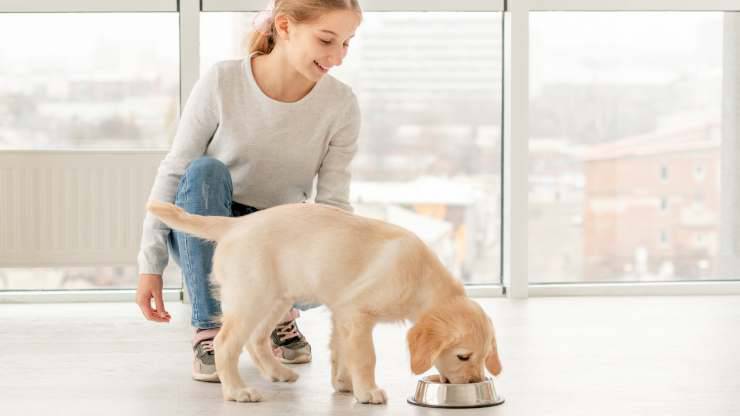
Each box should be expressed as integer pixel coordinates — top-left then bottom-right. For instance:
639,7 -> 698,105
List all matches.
146,201 -> 502,404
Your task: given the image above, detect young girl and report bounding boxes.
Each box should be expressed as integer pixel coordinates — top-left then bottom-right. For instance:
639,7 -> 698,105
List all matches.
135,0 -> 362,383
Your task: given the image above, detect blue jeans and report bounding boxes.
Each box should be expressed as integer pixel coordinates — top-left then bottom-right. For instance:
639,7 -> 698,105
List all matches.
167,156 -> 316,329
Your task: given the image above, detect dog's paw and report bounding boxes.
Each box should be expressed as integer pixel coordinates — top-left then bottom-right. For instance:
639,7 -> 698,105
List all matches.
332,376 -> 353,393
266,366 -> 299,383
354,387 -> 387,404
222,386 -> 263,403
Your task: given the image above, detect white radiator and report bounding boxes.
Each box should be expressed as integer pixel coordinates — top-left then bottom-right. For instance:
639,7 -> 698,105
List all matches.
0,150 -> 166,267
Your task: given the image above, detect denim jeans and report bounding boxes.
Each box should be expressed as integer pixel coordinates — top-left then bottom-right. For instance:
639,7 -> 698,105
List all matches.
167,156 -> 317,329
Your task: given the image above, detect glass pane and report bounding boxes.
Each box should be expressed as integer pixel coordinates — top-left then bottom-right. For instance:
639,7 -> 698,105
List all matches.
530,12 -> 739,283
0,13 -> 180,292
0,262 -> 181,290
0,13 -> 179,150
201,12 -> 503,284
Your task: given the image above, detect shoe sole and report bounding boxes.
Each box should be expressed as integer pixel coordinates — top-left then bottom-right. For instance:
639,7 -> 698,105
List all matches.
192,360 -> 220,382
192,370 -> 220,383
278,354 -> 312,365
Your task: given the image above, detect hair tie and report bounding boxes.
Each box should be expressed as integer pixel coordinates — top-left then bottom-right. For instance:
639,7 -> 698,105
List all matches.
253,0 -> 276,35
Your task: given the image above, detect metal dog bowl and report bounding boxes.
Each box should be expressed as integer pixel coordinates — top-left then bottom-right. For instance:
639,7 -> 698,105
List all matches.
407,375 -> 505,409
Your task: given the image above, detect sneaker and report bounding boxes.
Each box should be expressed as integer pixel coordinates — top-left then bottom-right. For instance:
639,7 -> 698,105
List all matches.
271,310 -> 312,364
192,330 -> 220,383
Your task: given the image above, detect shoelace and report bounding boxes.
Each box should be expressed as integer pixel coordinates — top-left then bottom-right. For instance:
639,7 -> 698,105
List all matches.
275,320 -> 300,343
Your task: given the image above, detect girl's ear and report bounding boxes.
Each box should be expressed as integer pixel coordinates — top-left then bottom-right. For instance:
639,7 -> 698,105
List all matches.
273,14 -> 291,40
407,314 -> 448,375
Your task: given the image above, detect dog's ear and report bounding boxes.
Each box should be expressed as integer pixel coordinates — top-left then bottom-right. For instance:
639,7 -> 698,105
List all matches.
407,314 -> 449,375
485,319 -> 502,376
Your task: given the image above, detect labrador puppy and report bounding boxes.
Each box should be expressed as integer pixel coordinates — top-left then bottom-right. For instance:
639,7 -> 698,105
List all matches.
146,200 -> 502,404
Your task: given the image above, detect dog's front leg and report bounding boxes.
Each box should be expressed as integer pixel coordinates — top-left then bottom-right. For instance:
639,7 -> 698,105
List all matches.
346,316 -> 386,404
330,316 -> 352,393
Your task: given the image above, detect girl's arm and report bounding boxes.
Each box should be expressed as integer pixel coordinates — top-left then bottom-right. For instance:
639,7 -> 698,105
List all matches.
315,93 -> 361,212
137,64 -> 221,275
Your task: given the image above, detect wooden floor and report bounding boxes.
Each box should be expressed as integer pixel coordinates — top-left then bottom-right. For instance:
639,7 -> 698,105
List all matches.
2,296 -> 739,416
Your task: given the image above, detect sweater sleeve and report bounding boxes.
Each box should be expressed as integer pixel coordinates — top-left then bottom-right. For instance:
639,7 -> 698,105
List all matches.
136,64 -> 221,275
315,91 -> 361,213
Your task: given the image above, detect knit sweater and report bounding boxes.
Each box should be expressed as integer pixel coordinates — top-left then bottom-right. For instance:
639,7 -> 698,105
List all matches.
137,55 -> 361,275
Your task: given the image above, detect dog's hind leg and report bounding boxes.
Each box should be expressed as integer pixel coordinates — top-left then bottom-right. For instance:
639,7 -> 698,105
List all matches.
242,342 -> 267,376
246,300 -> 300,383
215,299 -> 274,403
240,304 -> 275,378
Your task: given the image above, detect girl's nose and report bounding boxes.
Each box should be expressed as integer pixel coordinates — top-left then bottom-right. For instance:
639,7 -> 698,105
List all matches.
329,46 -> 346,66
328,53 -> 343,67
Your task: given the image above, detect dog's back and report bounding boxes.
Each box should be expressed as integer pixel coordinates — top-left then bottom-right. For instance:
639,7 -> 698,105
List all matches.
214,203 -> 456,320
147,200 -> 460,320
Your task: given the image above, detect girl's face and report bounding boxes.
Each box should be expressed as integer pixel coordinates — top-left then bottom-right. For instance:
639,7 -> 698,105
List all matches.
277,9 -> 361,82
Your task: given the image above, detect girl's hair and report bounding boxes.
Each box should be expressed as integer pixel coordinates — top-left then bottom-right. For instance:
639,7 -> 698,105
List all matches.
246,0 -> 362,55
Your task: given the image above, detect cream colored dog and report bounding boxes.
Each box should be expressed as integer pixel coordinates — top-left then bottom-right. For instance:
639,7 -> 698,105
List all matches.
146,200 -> 502,404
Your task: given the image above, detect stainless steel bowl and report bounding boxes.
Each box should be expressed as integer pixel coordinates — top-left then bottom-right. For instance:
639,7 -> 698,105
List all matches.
407,376 -> 505,409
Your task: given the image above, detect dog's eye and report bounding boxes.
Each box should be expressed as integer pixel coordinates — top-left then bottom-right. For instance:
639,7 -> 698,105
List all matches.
456,353 -> 471,361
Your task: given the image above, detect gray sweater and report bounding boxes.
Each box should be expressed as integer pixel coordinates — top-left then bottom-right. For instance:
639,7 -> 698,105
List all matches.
137,56 -> 361,275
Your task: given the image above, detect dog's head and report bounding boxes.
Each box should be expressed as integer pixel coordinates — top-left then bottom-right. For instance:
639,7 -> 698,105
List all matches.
407,296 -> 502,384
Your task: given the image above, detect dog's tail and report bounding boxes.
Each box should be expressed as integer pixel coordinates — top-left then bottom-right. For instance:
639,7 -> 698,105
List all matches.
146,200 -> 237,242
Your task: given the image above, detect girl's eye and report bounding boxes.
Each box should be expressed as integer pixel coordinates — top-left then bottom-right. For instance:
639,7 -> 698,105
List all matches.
456,354 -> 471,361
320,39 -> 332,45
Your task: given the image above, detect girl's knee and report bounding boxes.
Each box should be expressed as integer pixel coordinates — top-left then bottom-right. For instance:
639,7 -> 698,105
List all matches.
180,157 -> 233,202
186,156 -> 230,183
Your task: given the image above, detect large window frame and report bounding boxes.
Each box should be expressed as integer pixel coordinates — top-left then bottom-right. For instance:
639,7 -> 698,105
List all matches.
519,0 -> 740,296
2,0 -> 740,303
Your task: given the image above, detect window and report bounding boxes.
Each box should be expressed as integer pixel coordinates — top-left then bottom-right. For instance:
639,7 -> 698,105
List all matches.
0,12 -> 181,291
660,165 -> 669,182
201,12 -> 503,284
694,164 -> 706,181
660,197 -> 668,212
660,230 -> 669,246
529,12 -> 732,283
3,2 -> 736,298
0,264 -> 182,291
0,13 -> 179,150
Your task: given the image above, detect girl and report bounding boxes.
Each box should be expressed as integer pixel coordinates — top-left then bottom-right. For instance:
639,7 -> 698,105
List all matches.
135,0 -> 362,383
